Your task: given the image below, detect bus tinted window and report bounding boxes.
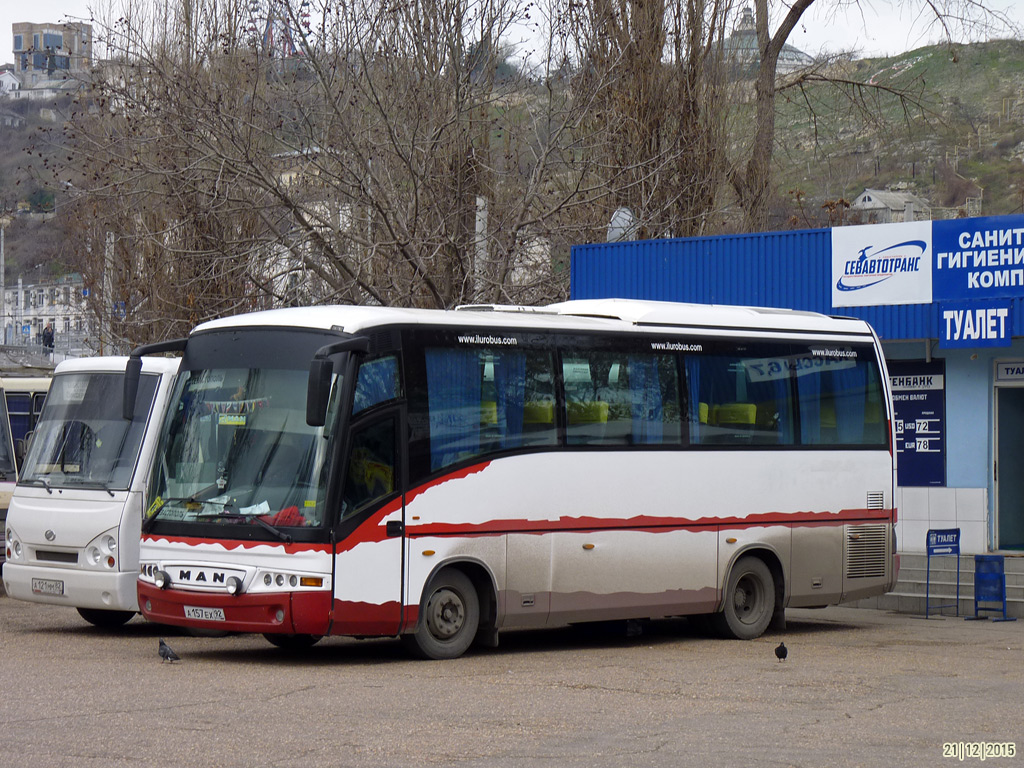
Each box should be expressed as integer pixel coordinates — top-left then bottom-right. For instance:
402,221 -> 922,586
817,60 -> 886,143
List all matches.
797,353 -> 886,446
686,350 -> 796,446
562,351 -> 682,446
685,342 -> 885,448
425,347 -> 556,472
354,356 -> 400,414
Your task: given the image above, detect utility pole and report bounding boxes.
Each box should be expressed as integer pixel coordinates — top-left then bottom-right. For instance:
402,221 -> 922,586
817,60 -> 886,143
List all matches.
0,213 -> 10,345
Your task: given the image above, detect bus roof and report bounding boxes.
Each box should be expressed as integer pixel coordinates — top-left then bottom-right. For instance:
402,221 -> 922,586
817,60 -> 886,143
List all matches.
192,299 -> 876,338
54,357 -> 180,376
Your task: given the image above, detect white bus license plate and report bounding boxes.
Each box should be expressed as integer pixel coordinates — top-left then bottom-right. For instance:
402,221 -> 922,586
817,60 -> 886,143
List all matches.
183,606 -> 226,621
31,578 -> 64,596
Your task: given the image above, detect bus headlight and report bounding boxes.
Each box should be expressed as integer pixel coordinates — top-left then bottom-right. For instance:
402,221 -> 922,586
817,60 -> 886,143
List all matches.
153,569 -> 171,589
83,528 -> 119,570
6,527 -> 23,561
225,576 -> 243,596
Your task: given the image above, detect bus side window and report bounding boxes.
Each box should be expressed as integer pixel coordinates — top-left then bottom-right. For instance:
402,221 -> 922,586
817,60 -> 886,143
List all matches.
354,356 -> 400,415
798,356 -> 884,446
563,351 -> 681,446
341,416 -> 397,518
424,347 -> 556,473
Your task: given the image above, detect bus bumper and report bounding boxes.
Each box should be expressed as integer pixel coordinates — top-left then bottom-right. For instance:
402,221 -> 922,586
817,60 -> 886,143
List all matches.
137,580 -> 332,635
3,564 -> 138,612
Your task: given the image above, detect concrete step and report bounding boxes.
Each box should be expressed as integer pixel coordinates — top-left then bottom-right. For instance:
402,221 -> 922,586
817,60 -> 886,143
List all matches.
848,553 -> 1024,619
853,591 -> 1021,619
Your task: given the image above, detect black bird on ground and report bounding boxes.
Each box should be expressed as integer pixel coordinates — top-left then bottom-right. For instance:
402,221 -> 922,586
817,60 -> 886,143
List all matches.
775,641 -> 788,662
159,638 -> 180,663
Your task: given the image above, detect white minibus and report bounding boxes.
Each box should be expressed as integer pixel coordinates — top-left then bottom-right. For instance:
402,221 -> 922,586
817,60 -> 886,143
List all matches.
3,356 -> 179,626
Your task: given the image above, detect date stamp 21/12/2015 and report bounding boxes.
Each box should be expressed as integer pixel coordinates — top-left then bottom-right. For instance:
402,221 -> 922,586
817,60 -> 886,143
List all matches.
943,743 -> 1016,761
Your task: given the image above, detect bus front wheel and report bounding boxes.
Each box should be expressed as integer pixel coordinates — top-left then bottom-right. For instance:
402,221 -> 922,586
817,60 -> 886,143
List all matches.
263,633 -> 322,650
403,569 -> 480,660
713,556 -> 774,640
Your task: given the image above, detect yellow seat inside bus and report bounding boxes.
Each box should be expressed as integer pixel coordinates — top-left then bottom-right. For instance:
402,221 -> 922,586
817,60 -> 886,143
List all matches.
713,402 -> 756,426
524,401 -> 554,424
567,401 -> 609,425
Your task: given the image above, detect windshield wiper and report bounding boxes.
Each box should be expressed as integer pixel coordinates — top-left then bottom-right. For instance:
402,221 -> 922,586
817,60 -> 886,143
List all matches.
23,477 -> 53,494
194,508 -> 293,543
60,478 -> 117,497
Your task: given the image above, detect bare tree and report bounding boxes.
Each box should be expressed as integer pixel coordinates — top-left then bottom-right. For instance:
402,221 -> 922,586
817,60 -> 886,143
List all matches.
53,0 -> 622,349
48,0 -> 1022,351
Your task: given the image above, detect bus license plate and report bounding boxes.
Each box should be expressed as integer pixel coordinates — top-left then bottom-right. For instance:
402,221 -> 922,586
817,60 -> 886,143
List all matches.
183,606 -> 226,621
32,578 -> 64,596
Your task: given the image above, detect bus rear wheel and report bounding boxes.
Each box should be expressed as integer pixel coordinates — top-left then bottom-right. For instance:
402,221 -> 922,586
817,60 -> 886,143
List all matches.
76,608 -> 135,628
403,569 -> 479,660
713,556 -> 774,640
263,633 -> 322,650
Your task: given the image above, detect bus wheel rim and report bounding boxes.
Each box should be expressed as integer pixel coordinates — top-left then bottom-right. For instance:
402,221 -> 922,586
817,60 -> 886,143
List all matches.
426,588 -> 465,640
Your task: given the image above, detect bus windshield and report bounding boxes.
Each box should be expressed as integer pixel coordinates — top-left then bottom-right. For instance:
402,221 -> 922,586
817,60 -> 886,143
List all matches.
20,372 -> 160,491
147,366 -> 334,530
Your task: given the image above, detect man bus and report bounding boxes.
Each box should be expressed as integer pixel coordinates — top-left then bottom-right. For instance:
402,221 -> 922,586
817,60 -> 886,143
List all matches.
132,299 -> 897,658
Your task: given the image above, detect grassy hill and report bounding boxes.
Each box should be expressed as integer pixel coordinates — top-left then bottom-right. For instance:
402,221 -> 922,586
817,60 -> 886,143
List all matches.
772,39 -> 1024,227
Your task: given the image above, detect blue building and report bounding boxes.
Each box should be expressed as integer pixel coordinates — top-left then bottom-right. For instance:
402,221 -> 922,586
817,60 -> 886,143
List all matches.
571,214 -> 1024,556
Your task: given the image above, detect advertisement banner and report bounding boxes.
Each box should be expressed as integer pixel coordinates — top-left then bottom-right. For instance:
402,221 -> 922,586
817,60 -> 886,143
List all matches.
939,299 -> 1012,348
832,220 -> 933,307
889,360 -> 946,487
933,214 -> 1024,301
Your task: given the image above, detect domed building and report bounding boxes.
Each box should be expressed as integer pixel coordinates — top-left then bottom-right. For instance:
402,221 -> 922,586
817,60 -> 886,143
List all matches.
724,6 -> 814,76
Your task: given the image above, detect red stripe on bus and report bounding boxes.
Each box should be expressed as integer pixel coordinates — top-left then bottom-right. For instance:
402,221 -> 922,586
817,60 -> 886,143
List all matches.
405,507 -> 894,538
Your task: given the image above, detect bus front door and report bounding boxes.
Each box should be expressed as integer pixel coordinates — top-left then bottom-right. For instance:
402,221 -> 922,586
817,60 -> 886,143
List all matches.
332,410 -> 405,636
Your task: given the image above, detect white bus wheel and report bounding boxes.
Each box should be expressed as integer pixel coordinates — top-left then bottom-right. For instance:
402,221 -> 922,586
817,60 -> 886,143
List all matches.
76,608 -> 135,628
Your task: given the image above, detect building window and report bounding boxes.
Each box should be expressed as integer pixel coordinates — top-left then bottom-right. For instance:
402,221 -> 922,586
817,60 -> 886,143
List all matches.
14,34 -> 23,51
43,33 -> 63,49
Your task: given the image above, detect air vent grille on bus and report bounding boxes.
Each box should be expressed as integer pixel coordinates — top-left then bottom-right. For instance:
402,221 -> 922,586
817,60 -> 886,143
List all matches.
866,492 -> 885,510
845,524 -> 888,579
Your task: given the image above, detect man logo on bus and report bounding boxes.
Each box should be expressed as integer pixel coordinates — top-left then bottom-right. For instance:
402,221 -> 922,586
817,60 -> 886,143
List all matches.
836,240 -> 926,293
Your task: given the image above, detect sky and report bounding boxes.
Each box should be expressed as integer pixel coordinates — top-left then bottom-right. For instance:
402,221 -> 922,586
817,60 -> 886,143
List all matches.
2,0 -> 1022,66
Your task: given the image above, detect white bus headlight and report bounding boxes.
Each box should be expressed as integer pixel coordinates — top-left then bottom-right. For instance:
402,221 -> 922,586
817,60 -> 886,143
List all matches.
83,528 -> 119,570
225,576 -> 243,596
6,527 -> 23,561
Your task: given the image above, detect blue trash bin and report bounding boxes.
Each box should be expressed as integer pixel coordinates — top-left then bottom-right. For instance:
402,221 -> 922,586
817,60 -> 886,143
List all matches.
968,555 -> 1017,622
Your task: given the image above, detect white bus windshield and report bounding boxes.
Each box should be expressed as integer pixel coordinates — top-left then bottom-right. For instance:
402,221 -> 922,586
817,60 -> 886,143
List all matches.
148,367 -> 332,530
20,372 -> 160,492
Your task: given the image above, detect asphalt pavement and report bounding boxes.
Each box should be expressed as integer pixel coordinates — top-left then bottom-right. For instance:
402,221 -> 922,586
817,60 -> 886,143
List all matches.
0,592 -> 1021,768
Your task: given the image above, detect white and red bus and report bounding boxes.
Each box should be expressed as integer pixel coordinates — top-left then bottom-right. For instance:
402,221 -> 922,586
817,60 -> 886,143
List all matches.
133,299 -> 897,658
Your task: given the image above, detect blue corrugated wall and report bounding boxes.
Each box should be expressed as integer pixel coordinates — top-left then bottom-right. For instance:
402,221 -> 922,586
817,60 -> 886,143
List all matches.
571,231 -> 945,341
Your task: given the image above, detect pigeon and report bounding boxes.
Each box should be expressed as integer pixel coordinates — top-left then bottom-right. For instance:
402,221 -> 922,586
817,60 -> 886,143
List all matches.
159,638 -> 180,663
775,641 -> 788,662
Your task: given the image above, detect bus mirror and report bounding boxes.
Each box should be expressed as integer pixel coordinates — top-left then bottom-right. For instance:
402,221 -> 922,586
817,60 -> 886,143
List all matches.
123,356 -> 143,420
307,359 -> 333,427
